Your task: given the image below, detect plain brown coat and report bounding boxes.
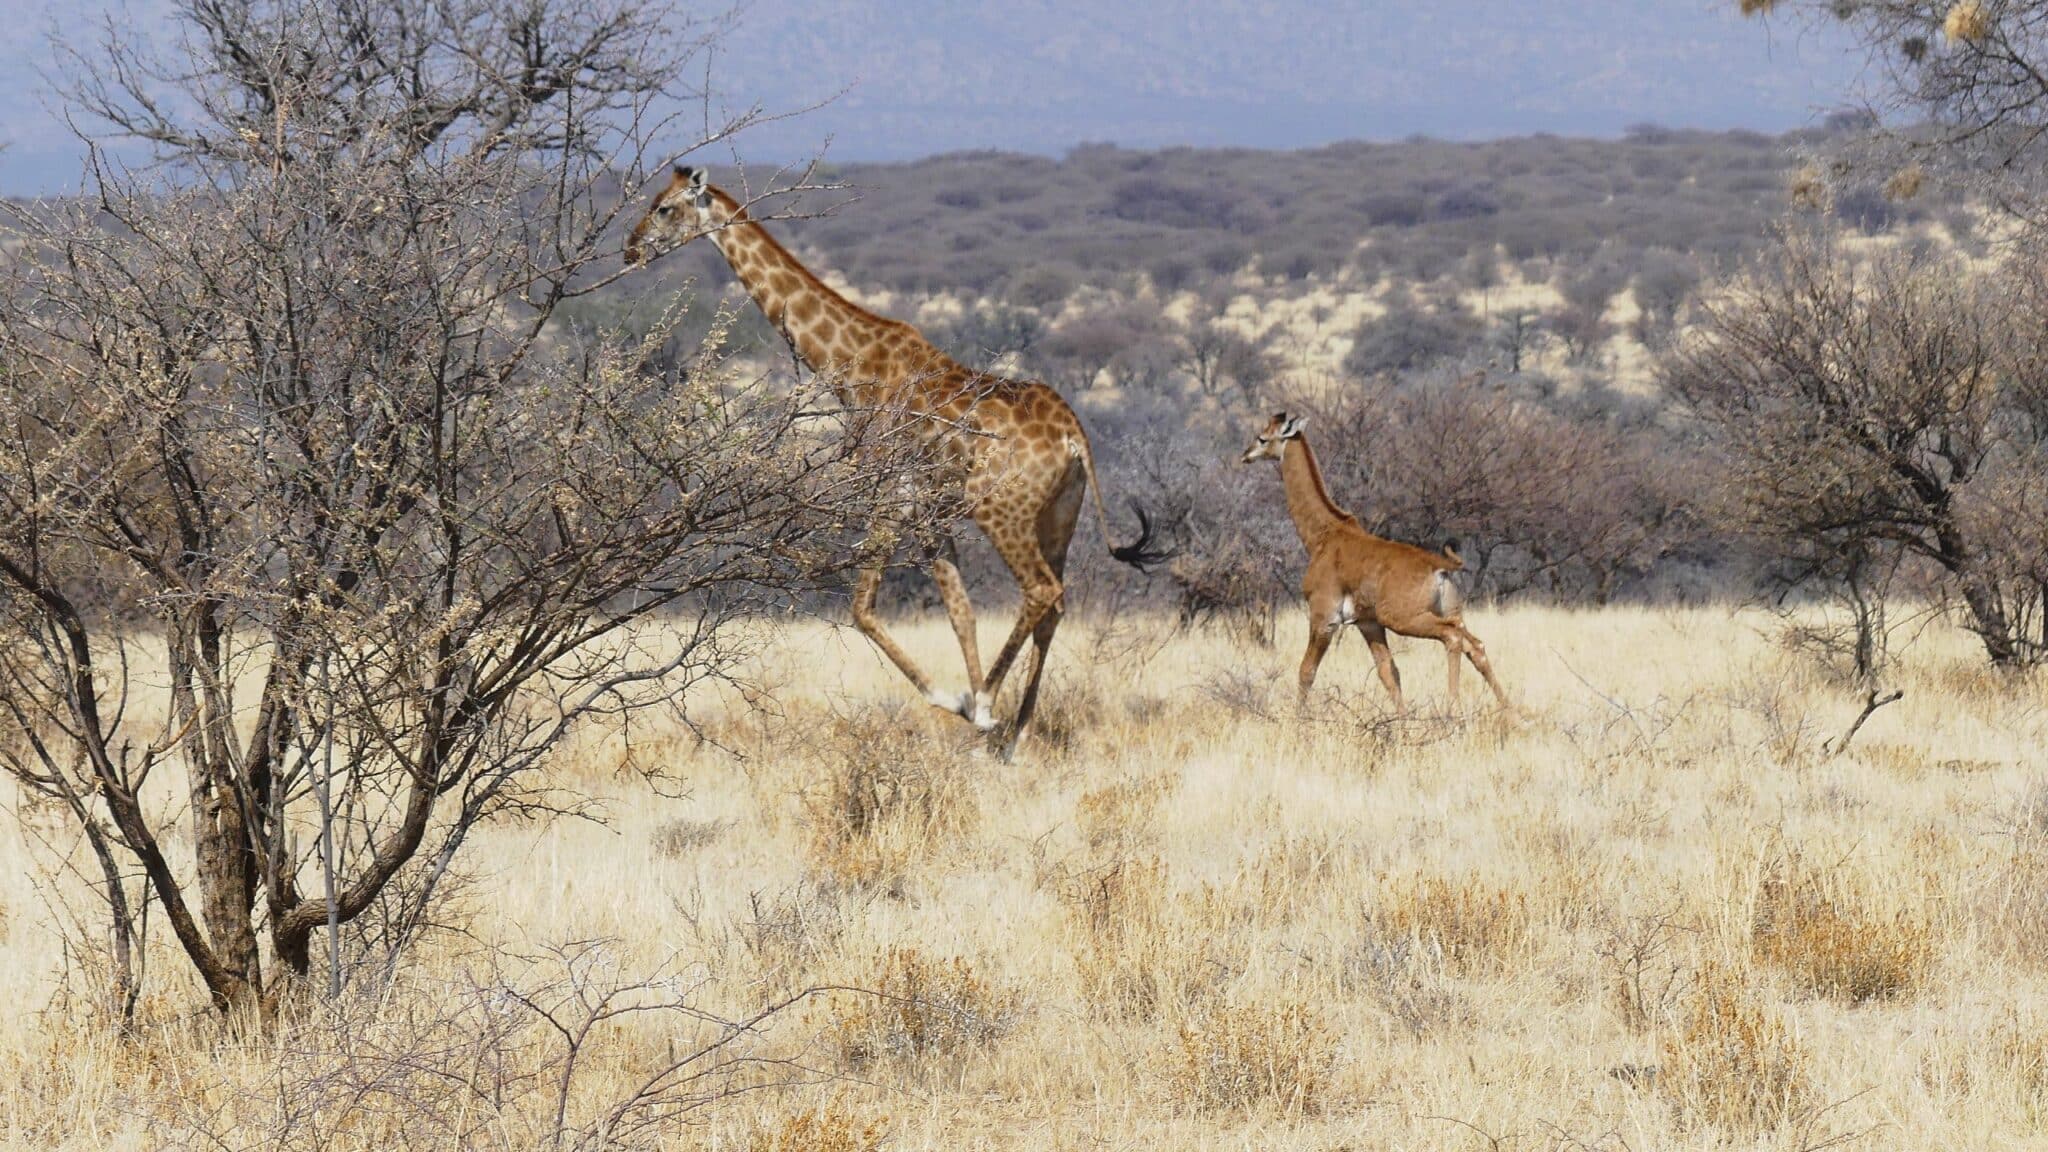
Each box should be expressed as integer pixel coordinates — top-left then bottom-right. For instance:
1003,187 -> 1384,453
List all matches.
1242,413 -> 1509,713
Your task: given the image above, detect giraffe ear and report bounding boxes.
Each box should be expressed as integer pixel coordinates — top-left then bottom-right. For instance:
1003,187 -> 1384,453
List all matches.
676,165 -> 706,193
1279,415 -> 1309,439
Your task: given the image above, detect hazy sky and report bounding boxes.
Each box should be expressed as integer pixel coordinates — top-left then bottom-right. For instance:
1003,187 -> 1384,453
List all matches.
0,0 -> 1864,193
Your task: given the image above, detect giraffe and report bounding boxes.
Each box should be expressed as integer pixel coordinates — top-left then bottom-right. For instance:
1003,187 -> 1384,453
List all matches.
626,166 -> 1166,755
1240,412 -> 1510,714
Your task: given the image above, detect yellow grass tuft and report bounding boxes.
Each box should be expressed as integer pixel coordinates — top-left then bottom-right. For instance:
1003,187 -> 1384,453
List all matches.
1739,0 -> 1781,15
799,711 -> 977,893
1660,961 -> 1813,1137
1751,849 -> 1932,1003
745,1097 -> 885,1152
1053,854 -> 1203,1020
1372,871 -> 1533,975
1166,1000 -> 1338,1115
830,947 -> 1017,1068
1946,1 -> 1993,42
1074,770 -> 1176,852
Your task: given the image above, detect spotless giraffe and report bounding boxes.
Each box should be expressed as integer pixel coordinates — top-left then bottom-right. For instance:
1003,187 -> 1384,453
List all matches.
627,167 -> 1166,756
1241,412 -> 1510,715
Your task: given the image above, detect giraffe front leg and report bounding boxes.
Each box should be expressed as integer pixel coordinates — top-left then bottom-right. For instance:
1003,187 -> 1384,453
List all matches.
851,561 -> 955,718
925,537 -> 989,728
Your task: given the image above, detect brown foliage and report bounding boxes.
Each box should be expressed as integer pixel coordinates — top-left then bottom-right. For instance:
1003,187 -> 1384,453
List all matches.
1659,961 -> 1814,1137
1752,849 -> 1932,1003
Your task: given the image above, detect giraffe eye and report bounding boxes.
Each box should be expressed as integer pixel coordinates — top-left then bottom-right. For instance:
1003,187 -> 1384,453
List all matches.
657,204 -> 674,216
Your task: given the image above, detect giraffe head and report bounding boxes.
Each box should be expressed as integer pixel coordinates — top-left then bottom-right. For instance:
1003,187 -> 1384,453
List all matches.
625,166 -> 725,266
1241,412 -> 1308,463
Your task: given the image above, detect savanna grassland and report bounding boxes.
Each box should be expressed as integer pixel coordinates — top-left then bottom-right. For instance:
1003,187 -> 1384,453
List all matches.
4,605 -> 2045,1150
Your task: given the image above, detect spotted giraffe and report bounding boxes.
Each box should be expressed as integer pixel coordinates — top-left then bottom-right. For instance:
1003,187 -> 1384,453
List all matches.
627,166 -> 1166,755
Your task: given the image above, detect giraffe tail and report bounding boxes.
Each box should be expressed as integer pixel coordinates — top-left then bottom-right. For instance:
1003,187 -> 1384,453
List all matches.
1076,432 -> 1173,572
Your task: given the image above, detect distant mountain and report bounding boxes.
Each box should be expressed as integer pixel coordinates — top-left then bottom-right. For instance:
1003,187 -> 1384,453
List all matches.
712,0 -> 1862,161
0,0 -> 1861,192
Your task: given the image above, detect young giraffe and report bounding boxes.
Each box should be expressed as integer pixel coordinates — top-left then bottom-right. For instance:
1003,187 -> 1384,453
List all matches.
1241,412 -> 1510,714
626,166 -> 1164,753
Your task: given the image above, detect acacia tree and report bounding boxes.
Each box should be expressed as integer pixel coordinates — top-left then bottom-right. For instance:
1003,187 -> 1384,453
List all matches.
1754,2 -> 2048,206
0,0 -> 919,1022
1664,232 -> 2048,667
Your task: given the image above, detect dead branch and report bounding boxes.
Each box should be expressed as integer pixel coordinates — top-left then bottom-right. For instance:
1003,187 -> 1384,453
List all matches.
1823,689 -> 1905,758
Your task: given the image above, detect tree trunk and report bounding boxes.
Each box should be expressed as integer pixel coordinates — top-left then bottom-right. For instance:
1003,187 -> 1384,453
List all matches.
170,622 -> 265,1017
1957,571 -> 2022,667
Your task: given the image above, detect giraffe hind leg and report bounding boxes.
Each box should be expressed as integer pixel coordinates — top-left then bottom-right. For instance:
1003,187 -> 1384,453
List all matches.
1002,476 -> 1083,760
1457,625 -> 1511,709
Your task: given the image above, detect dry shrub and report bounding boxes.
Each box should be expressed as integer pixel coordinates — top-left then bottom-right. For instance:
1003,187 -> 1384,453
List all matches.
1075,772 -> 1176,852
653,817 -> 726,858
1739,0 -> 1781,14
1371,871 -> 1533,975
1598,910 -> 1693,1033
738,887 -> 846,989
1946,1 -> 1992,42
744,1097 -> 885,1152
1054,855 -> 1193,1020
1659,961 -> 1813,1137
1885,164 -> 1926,202
47,942 -> 827,1152
1790,166 -> 1829,212
1165,1000 -> 1338,1115
830,947 -> 1017,1069
1751,851 -> 1931,1003
802,711 -> 977,893
1169,545 -> 1280,645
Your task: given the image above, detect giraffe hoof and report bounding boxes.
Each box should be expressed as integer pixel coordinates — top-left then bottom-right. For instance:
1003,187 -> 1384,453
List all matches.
927,688 -> 975,720
971,693 -> 996,733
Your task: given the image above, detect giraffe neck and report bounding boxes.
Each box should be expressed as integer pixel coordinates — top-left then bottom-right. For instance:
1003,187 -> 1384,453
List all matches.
1279,435 -> 1353,551
703,191 -> 915,398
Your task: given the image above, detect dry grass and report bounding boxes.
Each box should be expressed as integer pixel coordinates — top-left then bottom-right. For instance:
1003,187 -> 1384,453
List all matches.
828,946 -> 1017,1069
3,604 -> 2047,1149
1751,845 -> 1933,1004
1659,960 -> 1814,1137
1372,871 -> 1534,975
1166,1000 -> 1338,1115
744,1097 -> 886,1152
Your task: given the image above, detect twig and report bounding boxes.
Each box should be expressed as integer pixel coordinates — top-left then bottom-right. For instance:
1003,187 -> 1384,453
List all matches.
1425,1114 -> 1518,1151
1823,689 -> 1903,758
